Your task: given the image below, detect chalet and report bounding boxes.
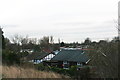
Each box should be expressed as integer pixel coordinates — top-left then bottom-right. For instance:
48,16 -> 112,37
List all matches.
24,51 -> 55,64
51,48 -> 89,69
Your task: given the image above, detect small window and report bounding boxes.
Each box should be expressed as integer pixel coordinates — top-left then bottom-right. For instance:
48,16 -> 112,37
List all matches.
63,61 -> 67,64
77,62 -> 83,66
77,62 -> 80,65
63,61 -> 69,69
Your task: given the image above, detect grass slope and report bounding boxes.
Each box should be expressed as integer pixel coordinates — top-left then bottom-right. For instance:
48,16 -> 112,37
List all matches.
2,65 -> 69,78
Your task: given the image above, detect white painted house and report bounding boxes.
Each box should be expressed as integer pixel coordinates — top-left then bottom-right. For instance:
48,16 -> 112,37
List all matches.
25,52 -> 55,64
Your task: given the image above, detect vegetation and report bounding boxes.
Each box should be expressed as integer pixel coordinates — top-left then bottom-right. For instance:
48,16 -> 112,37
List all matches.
2,65 -> 69,78
1,27 -> 119,78
49,66 -> 90,78
86,38 -> 119,78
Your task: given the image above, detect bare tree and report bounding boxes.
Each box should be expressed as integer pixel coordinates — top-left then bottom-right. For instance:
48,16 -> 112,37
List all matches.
28,38 -> 37,45
39,36 -> 50,49
50,36 -> 54,44
11,34 -> 22,45
87,39 -> 118,78
58,38 -> 60,44
21,35 -> 29,45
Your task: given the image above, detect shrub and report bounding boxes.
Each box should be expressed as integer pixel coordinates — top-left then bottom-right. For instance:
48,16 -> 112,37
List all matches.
2,50 -> 20,65
35,63 -> 50,71
49,65 -> 90,78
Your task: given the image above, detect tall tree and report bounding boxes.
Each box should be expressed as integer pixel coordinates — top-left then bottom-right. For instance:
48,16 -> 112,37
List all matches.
84,38 -> 91,45
11,34 -> 22,45
39,36 -> 50,49
21,35 -> 29,45
50,36 -> 54,44
0,28 -> 5,49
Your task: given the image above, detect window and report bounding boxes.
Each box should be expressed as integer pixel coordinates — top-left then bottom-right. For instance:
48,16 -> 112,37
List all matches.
63,61 -> 69,69
63,61 -> 67,64
77,62 -> 83,67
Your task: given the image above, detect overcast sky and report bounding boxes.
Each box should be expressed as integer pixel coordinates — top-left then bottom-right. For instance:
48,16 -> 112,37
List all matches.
0,0 -> 119,43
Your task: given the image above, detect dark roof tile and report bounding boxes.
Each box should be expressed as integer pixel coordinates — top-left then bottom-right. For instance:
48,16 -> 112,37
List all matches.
51,50 -> 89,62
26,52 -> 51,60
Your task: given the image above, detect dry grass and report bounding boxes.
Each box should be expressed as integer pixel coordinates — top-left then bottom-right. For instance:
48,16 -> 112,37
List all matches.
0,65 -> 2,79
2,65 -> 69,78
0,65 -> 2,73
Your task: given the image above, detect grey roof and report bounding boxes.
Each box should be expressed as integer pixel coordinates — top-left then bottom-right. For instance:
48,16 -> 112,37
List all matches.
26,52 -> 53,61
51,50 -> 89,62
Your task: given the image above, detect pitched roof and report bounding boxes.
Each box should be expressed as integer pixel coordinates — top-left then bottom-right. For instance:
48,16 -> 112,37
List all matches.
25,52 -> 52,61
51,50 -> 89,62
43,48 -> 53,53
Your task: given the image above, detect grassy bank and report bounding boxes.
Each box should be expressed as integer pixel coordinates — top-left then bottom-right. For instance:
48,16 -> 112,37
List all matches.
0,65 -> 2,79
2,65 -> 70,78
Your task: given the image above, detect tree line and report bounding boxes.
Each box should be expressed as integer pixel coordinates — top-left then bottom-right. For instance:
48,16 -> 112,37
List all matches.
1,27 -> 119,78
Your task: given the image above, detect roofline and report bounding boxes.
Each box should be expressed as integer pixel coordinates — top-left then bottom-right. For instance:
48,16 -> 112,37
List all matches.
86,59 -> 91,64
51,60 -> 87,63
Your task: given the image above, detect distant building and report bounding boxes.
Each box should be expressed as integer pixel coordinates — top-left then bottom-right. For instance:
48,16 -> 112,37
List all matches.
51,48 -> 89,69
20,49 -> 34,54
24,51 -> 55,64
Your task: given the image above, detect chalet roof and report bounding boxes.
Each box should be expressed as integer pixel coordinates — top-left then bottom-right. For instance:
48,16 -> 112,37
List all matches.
51,50 -> 89,62
25,52 -> 54,61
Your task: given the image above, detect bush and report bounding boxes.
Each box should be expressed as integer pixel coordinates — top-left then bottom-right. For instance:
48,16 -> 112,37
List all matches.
77,66 -> 90,78
2,50 -> 20,65
35,63 -> 50,71
20,62 -> 35,69
49,65 -> 90,78
50,67 -> 69,75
